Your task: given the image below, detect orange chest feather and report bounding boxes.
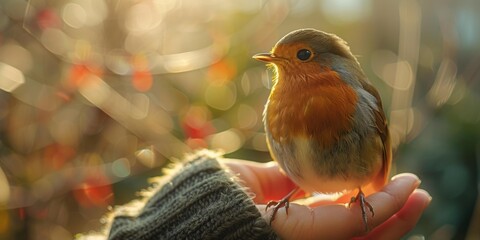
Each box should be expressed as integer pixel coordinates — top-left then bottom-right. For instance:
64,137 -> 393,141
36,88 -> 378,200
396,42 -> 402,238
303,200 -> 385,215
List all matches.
266,71 -> 358,147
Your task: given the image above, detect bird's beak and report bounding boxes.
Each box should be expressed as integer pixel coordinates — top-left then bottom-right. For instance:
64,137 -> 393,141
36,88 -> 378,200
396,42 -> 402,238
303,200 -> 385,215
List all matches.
252,53 -> 280,63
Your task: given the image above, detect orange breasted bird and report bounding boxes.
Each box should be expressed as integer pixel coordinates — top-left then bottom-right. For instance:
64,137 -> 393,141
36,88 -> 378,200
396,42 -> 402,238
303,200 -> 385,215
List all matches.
253,29 -> 392,231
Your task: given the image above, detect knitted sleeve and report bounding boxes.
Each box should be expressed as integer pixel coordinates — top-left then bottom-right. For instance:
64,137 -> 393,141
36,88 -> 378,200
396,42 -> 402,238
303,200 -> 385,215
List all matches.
102,151 -> 278,240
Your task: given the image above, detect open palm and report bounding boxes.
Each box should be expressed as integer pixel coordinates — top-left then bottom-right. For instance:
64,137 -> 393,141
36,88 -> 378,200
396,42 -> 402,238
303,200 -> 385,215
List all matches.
225,159 -> 431,240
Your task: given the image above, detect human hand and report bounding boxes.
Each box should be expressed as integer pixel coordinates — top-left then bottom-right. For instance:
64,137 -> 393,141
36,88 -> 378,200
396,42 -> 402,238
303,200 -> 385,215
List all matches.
224,159 -> 431,240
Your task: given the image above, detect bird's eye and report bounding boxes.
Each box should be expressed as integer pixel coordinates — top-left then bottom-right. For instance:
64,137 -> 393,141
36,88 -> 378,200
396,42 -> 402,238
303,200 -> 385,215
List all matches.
296,49 -> 312,61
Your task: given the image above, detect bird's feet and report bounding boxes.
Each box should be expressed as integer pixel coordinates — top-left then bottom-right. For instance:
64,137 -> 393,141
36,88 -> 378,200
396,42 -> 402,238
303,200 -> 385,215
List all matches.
349,188 -> 374,232
265,187 -> 299,225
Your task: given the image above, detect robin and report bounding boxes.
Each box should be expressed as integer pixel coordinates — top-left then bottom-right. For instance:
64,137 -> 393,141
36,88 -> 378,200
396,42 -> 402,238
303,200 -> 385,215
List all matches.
253,28 -> 392,231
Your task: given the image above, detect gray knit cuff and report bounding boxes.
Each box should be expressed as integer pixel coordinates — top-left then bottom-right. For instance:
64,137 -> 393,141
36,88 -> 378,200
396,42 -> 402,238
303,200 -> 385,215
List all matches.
107,151 -> 278,240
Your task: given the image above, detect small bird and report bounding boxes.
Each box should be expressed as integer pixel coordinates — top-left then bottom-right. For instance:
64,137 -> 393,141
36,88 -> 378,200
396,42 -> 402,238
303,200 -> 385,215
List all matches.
253,28 -> 392,231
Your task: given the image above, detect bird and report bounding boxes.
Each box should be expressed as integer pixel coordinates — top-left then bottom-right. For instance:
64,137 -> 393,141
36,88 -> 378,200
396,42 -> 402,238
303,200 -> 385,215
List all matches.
253,28 -> 392,231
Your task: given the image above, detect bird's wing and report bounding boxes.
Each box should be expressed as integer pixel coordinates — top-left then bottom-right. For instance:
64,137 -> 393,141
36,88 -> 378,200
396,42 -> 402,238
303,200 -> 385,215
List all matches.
361,81 -> 393,188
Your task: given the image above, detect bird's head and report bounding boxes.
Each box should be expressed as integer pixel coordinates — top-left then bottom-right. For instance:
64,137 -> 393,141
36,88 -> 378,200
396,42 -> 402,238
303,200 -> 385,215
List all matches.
253,28 -> 359,84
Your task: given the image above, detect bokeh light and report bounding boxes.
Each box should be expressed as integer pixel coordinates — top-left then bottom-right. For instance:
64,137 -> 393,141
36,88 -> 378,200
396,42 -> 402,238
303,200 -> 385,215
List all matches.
0,0 -> 478,239
0,168 -> 10,205
0,63 -> 25,92
62,3 -> 87,29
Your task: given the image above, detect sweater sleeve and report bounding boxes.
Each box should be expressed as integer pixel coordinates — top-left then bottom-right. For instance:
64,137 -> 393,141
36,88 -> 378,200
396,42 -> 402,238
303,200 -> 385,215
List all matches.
104,151 -> 278,240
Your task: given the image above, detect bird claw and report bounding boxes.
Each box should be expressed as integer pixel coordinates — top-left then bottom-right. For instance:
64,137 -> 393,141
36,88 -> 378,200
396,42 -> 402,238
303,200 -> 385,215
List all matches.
265,198 -> 290,225
265,187 -> 299,225
349,188 -> 374,232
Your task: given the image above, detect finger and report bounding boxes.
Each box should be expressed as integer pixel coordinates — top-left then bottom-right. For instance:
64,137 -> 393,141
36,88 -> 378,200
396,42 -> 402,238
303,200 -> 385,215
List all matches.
223,159 -> 299,203
357,189 -> 431,240
266,173 -> 421,240
352,173 -> 422,234
333,173 -> 421,204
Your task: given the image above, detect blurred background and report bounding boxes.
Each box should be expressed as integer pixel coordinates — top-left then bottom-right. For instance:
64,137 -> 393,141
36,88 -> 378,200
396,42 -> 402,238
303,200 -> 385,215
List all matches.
0,0 -> 479,239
